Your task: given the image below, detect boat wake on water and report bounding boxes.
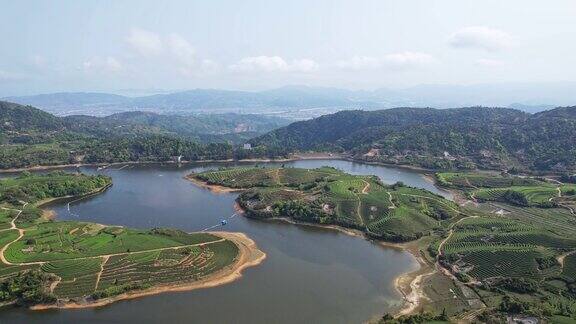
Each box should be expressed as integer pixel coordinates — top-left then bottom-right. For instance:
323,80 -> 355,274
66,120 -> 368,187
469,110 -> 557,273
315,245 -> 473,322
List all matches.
201,213 -> 237,231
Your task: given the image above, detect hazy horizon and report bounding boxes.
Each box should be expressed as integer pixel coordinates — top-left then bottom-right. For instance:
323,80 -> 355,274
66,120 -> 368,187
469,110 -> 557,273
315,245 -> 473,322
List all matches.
2,0 -> 576,97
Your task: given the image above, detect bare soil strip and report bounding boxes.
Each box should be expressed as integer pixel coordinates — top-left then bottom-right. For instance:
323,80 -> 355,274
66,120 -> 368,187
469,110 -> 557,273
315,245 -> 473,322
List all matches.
184,175 -> 245,194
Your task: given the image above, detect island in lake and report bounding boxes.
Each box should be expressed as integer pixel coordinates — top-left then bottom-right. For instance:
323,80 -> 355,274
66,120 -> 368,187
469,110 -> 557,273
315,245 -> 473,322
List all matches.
189,166 -> 576,323
0,171 -> 264,309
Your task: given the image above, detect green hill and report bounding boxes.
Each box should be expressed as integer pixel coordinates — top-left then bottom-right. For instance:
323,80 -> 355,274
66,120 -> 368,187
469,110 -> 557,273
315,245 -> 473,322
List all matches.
191,167 -> 461,241
0,101 -> 63,134
0,101 -> 291,169
250,106 -> 576,172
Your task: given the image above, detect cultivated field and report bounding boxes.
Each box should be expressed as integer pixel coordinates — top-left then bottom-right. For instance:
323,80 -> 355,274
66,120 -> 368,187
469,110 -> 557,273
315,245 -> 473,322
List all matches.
0,172 -> 243,306
194,167 -> 462,241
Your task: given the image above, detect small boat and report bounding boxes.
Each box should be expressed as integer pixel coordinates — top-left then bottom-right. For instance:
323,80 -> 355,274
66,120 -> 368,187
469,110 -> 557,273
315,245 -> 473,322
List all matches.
221,220 -> 228,226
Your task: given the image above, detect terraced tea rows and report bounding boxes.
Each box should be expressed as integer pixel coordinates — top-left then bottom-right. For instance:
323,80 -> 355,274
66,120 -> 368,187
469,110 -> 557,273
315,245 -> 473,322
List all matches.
215,167 -> 462,241
0,228 -> 239,300
562,253 -> 576,281
436,172 -> 543,189
473,186 -> 558,206
195,166 -> 344,189
0,171 -> 246,306
462,249 -> 547,280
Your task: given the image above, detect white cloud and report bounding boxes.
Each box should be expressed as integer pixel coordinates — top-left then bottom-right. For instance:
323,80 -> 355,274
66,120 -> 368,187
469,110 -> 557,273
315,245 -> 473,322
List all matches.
449,26 -> 512,51
167,33 -> 195,66
229,56 -> 319,73
337,52 -> 434,70
82,56 -> 123,73
475,58 -> 504,68
126,28 -> 163,56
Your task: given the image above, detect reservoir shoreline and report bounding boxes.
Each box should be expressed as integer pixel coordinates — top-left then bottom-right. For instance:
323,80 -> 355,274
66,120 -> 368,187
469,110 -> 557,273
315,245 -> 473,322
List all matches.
188,176 -> 431,317
3,158 -> 445,321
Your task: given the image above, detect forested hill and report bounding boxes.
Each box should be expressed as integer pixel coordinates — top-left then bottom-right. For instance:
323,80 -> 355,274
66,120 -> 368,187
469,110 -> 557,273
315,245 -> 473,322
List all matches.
0,101 -> 64,132
0,101 -> 285,169
250,106 -> 576,172
0,101 -> 287,143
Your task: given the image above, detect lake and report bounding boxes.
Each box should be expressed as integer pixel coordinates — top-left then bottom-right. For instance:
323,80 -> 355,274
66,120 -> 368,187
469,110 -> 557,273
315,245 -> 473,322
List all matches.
0,159 -> 449,323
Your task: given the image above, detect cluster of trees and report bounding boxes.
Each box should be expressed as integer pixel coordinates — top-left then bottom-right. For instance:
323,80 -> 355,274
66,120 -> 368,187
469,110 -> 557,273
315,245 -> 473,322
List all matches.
0,271 -> 55,305
274,201 -> 323,223
0,171 -> 111,205
379,310 -> 449,324
91,282 -> 149,300
561,173 -> 576,184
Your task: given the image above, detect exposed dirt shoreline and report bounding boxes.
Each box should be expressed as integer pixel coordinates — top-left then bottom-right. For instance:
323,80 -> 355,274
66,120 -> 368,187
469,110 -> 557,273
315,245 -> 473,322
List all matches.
267,217 -> 432,317
12,155 -> 434,315
29,231 -> 266,311
226,199 -> 431,318
184,174 -> 245,194
0,153 -> 344,174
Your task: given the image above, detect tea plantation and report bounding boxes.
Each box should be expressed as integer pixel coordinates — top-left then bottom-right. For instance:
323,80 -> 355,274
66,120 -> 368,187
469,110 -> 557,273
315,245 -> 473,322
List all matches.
0,172 -> 240,306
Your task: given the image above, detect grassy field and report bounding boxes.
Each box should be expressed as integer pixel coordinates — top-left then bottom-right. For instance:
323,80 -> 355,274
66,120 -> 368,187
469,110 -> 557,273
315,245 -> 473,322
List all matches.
0,171 -> 240,305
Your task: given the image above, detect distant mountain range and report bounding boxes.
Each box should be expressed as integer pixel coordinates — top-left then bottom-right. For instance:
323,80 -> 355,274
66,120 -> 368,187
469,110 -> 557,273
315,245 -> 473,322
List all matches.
2,87 -> 377,117
5,82 -> 576,117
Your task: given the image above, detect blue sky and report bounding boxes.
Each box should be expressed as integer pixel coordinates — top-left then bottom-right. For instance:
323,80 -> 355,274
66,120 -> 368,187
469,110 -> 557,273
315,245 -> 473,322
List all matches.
1,0 -> 576,95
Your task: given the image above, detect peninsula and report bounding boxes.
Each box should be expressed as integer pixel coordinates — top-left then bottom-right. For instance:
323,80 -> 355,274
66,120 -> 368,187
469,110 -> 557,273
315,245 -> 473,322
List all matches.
0,171 -> 264,309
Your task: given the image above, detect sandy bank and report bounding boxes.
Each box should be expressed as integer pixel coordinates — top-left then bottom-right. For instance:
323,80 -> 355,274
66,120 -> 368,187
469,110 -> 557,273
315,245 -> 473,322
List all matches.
236,200 -> 431,317
248,213 -> 431,317
30,231 -> 265,310
386,240 -> 435,317
184,175 -> 245,194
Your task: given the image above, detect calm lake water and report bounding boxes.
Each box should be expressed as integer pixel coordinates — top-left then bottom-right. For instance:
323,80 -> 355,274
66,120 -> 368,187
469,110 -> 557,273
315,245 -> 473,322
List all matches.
1,159 -> 449,323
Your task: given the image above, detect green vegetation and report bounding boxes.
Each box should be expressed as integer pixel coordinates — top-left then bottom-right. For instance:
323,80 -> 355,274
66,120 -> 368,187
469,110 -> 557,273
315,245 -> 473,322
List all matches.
378,311 -> 449,324
434,171 -> 576,321
436,172 -> 543,189
0,171 -> 110,205
250,106 -> 576,172
0,171 -> 239,306
0,101 -> 286,169
194,167 -> 576,321
194,166 -> 462,242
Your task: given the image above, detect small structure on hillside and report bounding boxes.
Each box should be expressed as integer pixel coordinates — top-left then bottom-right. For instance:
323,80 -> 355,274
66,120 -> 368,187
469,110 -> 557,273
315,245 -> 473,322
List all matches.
243,143 -> 252,150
